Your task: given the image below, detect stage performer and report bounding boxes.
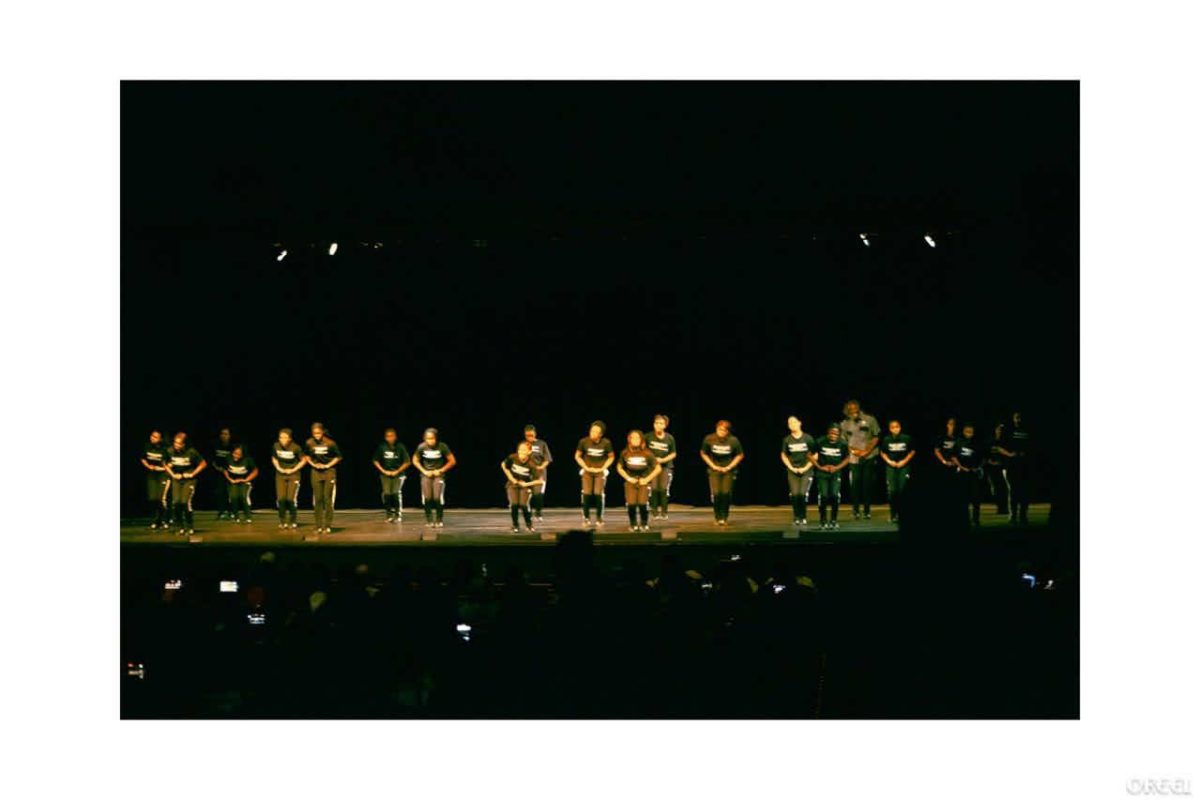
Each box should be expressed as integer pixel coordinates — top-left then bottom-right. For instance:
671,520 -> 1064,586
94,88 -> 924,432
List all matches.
984,421 -> 1010,516
933,416 -> 960,472
223,444 -> 259,523
780,415 -> 817,527
210,427 -> 234,519
811,423 -> 851,530
879,419 -> 915,524
839,400 -> 881,520
164,432 -> 206,535
373,428 -> 410,523
304,422 -> 342,534
141,430 -> 172,529
616,429 -> 662,532
522,425 -> 553,523
699,420 -> 744,526
647,414 -> 677,519
271,428 -> 305,529
952,423 -> 987,526
996,411 -> 1032,524
501,441 -> 544,533
413,428 -> 456,528
574,421 -> 614,527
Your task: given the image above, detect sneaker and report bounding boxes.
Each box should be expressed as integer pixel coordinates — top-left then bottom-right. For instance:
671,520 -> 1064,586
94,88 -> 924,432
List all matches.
186,528 -> 195,536
852,510 -> 861,520
820,521 -> 829,530
594,519 -> 604,527
436,521 -> 444,528
864,512 -> 872,520
290,522 -> 298,529
582,518 -> 592,527
511,525 -> 520,533
793,519 -> 802,527
535,515 -> 544,523
629,525 -> 638,532
889,516 -> 898,524
800,518 -> 808,526
528,525 -> 537,533
831,521 -> 840,531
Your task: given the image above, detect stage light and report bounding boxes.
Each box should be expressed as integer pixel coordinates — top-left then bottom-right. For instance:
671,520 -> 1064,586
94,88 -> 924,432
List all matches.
924,234 -> 937,248
328,242 -> 338,256
276,249 -> 288,262
859,233 -> 871,247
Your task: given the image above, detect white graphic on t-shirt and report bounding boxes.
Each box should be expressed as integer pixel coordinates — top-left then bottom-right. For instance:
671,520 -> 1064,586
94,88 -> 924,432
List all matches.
787,442 -> 810,453
820,446 -> 843,457
625,455 -> 649,468
512,463 -> 531,476
312,445 -> 329,455
276,449 -> 295,460
586,447 -> 607,458
710,444 -> 732,455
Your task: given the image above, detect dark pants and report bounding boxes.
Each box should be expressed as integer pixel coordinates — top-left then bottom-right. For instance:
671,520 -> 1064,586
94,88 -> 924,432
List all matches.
816,472 -> 842,522
228,481 -> 253,519
885,466 -> 910,520
147,473 -> 171,526
421,475 -> 446,522
311,469 -> 337,528
214,475 -> 231,517
171,478 -> 197,528
707,471 -> 735,521
786,470 -> 814,521
962,469 -> 987,524
580,469 -> 607,520
506,483 -> 533,529
379,474 -> 406,517
624,481 -> 651,526
275,474 -> 301,523
530,467 -> 547,517
985,463 -> 1010,514
650,468 -> 673,515
1007,461 -> 1030,522
848,458 -> 877,515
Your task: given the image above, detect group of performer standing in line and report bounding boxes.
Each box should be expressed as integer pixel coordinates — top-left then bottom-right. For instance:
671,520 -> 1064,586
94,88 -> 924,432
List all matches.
137,402 -> 1033,536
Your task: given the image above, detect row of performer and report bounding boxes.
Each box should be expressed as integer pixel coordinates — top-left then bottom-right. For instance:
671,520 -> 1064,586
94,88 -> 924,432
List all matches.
138,404 -> 1034,535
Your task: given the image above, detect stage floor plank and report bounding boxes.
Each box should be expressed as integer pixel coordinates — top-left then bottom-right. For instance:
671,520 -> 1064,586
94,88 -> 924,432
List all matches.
119,504 -> 1050,547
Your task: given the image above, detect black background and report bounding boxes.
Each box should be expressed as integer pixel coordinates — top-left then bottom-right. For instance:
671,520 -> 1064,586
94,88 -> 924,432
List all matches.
121,81 -> 1078,513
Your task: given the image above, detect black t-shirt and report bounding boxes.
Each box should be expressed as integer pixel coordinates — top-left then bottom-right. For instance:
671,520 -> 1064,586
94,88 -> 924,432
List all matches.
954,438 -> 985,470
167,446 -> 203,475
304,436 -> 342,466
701,434 -> 744,471
576,437 -> 614,468
935,433 -> 959,463
272,441 -> 304,472
143,441 -> 169,470
881,433 -> 913,467
225,455 -> 257,479
374,441 -> 411,471
647,431 -> 677,468
504,455 -> 538,483
415,441 -> 453,470
1002,427 -> 1032,459
781,433 -> 817,468
815,437 -> 850,470
620,448 -> 658,478
212,442 -> 233,470
527,439 -> 553,468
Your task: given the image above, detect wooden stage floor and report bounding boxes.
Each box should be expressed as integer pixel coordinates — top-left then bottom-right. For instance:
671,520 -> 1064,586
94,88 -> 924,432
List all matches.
120,504 -> 1051,547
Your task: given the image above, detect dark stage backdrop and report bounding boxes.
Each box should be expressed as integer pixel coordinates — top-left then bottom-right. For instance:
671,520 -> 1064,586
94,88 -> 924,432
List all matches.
120,81 -> 1078,515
